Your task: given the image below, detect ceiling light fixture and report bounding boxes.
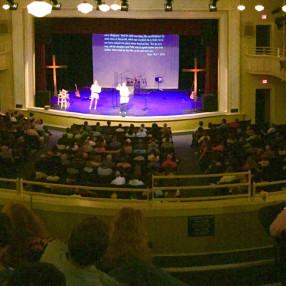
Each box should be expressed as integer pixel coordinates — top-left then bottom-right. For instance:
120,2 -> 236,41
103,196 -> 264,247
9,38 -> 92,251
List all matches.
97,0 -> 110,12
282,5 -> 286,12
255,5 -> 264,12
27,1 -> 52,17
111,0 -> 121,11
2,0 -> 18,10
78,1 -> 93,13
237,4 -> 245,11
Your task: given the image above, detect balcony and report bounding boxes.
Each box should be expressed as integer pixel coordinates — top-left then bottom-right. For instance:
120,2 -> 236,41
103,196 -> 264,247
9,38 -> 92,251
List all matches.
0,44 -> 8,70
246,47 -> 286,81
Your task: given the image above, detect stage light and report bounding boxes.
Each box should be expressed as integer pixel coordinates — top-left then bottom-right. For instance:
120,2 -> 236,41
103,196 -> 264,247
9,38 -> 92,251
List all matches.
209,0 -> 218,12
78,1 -> 93,13
2,0 -> 18,10
283,5 -> 286,12
111,0 -> 121,10
121,0 -> 128,11
97,0 -> 110,12
51,0 -> 61,10
164,0 -> 172,12
27,1 -> 52,17
275,15 -> 286,30
237,4 -> 245,11
261,14 -> 267,19
262,79 -> 268,84
255,5 -> 264,12
272,7 -> 282,14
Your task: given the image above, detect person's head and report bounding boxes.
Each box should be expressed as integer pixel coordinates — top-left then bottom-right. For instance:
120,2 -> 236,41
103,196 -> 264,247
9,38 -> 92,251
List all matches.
68,217 -> 108,267
122,82 -> 126,87
222,118 -> 227,124
7,262 -> 66,286
106,207 -> 150,264
84,121 -> 88,126
2,203 -> 47,241
199,121 -> 203,127
93,80 -> 98,85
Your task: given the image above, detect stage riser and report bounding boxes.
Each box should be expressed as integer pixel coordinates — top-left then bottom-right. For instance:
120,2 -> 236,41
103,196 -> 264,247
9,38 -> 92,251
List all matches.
19,108 -> 246,133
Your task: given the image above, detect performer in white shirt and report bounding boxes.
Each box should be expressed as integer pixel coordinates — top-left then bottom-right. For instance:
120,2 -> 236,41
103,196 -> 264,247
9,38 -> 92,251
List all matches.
89,80 -> 101,110
116,82 -> 130,117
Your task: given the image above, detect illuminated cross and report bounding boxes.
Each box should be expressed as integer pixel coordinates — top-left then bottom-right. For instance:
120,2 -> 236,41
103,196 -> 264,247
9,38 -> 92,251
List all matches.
46,55 -> 68,96
183,58 -> 206,102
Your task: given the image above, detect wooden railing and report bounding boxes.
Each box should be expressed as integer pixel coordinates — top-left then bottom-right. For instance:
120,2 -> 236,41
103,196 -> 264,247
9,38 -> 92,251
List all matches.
0,171 -> 285,204
0,171 -> 256,203
246,47 -> 286,80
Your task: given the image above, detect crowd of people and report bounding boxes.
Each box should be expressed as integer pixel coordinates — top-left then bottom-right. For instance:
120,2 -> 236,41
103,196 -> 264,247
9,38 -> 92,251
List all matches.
31,120 -> 178,198
192,119 -> 286,188
0,203 -> 187,285
0,112 -> 50,179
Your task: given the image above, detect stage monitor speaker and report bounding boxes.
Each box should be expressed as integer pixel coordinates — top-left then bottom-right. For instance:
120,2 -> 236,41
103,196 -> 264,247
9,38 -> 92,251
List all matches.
35,91 -> 51,108
202,94 -> 217,112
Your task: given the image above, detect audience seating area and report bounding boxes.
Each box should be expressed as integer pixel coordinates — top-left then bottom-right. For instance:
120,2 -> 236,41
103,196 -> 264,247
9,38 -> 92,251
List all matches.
192,119 -> 286,190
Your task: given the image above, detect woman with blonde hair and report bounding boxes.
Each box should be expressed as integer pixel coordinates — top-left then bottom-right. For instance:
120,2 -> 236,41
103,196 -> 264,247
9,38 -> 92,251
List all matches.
103,207 -> 187,286
2,202 -> 51,267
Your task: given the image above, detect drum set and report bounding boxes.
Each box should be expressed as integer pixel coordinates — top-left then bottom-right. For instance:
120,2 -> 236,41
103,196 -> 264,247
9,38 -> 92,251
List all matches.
126,76 -> 147,95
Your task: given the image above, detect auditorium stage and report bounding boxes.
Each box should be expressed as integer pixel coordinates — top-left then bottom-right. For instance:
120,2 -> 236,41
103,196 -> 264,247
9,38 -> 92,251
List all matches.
50,89 -> 203,117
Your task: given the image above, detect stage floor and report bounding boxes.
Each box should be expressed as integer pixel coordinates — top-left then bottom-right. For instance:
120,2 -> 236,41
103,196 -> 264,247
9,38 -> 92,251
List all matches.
51,89 -> 202,117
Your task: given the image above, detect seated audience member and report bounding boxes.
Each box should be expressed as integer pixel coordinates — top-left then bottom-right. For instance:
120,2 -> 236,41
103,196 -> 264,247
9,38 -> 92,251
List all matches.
102,207 -> 187,286
228,118 -> 240,129
7,262 -> 66,286
149,123 -> 161,139
2,203 -> 52,268
194,121 -> 204,132
136,127 -> 147,138
140,124 -> 147,133
98,161 -> 113,176
161,154 -> 177,169
40,217 -> 121,286
123,139 -> 133,154
110,171 -> 126,186
0,213 -> 12,285
218,118 -> 228,130
109,137 -> 121,150
160,123 -> 171,137
115,124 -> 124,133
128,176 -> 144,186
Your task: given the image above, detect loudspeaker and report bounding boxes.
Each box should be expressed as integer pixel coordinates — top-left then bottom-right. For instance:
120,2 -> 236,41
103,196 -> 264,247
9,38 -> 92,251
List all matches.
202,94 -> 217,112
244,22 -> 254,37
35,91 -> 51,108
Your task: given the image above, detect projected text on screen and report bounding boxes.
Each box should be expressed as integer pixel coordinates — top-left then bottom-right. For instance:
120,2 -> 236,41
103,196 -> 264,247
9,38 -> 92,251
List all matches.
92,34 -> 179,89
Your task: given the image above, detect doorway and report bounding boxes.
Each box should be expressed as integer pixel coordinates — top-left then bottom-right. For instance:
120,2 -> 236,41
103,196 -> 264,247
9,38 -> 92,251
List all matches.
256,25 -> 270,51
255,89 -> 270,129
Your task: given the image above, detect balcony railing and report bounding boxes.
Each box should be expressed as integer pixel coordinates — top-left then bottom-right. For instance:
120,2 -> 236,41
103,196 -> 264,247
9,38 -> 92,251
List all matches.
246,47 -> 286,80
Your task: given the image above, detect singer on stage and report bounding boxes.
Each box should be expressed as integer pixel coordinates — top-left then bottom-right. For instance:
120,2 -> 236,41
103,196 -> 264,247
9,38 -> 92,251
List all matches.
89,80 -> 101,110
116,82 -> 130,117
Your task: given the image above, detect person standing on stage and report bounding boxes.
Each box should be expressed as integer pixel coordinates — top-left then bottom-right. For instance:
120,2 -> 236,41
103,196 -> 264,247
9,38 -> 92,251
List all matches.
116,82 -> 130,117
89,80 -> 101,110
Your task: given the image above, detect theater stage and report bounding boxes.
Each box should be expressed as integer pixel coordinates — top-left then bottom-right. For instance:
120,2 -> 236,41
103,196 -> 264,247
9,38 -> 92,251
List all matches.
50,89 -> 202,117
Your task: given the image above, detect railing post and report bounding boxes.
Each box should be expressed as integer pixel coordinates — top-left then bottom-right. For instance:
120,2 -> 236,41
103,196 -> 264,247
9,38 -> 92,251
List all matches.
17,178 -> 23,195
253,182 -> 256,200
248,170 -> 252,199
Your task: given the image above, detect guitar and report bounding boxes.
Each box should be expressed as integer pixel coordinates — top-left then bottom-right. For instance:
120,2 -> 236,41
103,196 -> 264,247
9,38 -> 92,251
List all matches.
75,84 -> 80,98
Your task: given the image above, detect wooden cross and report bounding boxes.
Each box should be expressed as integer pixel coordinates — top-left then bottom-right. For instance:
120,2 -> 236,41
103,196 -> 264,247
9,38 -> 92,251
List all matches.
183,58 -> 206,102
46,55 -> 68,96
